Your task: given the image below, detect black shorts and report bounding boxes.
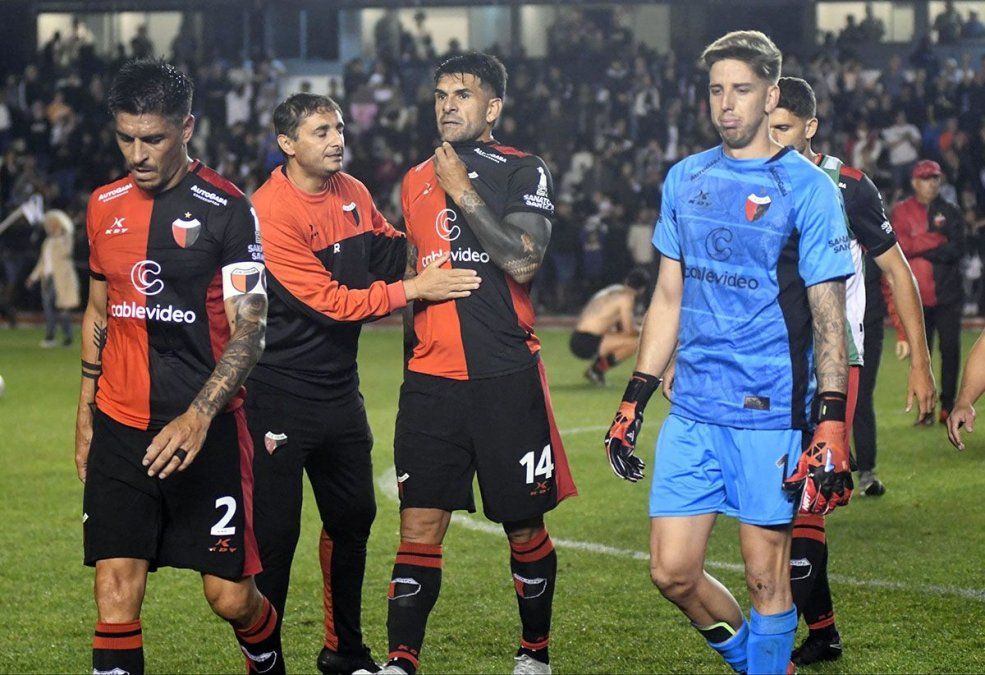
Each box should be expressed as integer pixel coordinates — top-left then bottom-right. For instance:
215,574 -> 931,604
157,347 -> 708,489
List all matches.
569,331 -> 602,359
394,363 -> 576,523
83,407 -> 261,579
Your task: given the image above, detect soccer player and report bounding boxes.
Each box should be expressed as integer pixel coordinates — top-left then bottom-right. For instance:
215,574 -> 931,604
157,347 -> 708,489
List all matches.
893,160 -> 967,425
246,93 -> 480,674
376,53 -> 577,675
946,330 -> 985,450
604,32 -> 854,674
75,60 -> 283,675
769,76 -> 936,665
572,268 -> 651,386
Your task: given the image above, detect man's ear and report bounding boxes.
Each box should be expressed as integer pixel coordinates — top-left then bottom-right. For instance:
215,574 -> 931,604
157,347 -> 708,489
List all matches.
277,134 -> 295,158
486,97 -> 503,125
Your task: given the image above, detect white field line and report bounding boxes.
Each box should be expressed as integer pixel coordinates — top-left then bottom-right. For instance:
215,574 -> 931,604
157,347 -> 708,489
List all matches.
375,467 -> 985,602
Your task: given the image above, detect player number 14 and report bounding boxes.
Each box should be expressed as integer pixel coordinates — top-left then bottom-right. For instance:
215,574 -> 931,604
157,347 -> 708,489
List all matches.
520,444 -> 554,485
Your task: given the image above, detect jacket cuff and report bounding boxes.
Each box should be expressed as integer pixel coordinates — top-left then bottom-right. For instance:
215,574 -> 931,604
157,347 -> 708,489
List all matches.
386,280 -> 408,311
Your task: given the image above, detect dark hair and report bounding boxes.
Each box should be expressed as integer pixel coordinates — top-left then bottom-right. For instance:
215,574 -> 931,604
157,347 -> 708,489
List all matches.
107,59 -> 193,123
777,77 -> 817,119
700,31 -> 782,84
434,52 -> 507,99
273,93 -> 343,140
625,268 -> 652,291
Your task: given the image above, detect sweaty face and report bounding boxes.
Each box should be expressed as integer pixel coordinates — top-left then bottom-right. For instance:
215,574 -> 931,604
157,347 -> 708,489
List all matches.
434,73 -> 500,143
769,107 -> 814,154
115,112 -> 192,193
708,59 -> 777,151
283,109 -> 345,178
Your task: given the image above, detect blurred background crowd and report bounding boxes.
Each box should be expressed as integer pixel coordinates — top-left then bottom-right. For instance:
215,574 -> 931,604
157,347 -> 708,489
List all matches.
2,1 -> 985,338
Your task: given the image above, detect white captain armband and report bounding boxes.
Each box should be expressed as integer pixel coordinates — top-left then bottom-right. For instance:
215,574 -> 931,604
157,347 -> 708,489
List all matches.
221,261 -> 267,300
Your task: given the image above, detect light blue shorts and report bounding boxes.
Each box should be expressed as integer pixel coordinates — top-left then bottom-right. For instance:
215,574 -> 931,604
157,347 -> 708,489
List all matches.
649,414 -> 804,526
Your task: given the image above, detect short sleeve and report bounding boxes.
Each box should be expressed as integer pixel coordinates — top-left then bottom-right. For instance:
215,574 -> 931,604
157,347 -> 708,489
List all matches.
219,197 -> 266,299
847,172 -> 896,257
504,157 -> 556,220
85,195 -> 105,280
652,164 -> 681,260
797,176 -> 856,287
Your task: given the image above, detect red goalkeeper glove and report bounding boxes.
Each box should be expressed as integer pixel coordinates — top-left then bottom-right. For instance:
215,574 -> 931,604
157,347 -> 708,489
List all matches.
783,392 -> 854,515
604,372 -> 660,482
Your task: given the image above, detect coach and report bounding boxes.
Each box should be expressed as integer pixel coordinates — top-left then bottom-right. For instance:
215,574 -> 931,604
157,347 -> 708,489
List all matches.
246,93 -> 479,674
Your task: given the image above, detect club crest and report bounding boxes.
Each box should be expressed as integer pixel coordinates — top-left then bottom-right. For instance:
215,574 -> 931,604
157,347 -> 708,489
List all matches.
230,266 -> 263,293
172,212 -> 201,248
745,194 -> 772,222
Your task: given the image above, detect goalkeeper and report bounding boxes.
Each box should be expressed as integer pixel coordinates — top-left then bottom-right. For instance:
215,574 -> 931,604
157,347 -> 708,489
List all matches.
603,30 -> 855,675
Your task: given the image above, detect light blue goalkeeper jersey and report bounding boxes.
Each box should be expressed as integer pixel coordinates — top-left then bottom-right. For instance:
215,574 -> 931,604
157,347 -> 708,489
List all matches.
653,145 -> 854,430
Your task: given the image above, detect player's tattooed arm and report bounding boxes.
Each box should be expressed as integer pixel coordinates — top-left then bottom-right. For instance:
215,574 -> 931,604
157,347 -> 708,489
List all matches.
191,292 -> 267,419
76,278 -> 109,483
807,280 -> 849,394
433,142 -> 549,284
457,190 -> 550,284
144,292 -> 267,479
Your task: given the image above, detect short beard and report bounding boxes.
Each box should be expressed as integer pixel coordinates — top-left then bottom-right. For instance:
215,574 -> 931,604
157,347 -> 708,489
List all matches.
717,124 -> 757,150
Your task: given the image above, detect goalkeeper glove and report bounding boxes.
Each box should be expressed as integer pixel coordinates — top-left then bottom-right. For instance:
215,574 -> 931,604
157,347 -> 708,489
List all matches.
783,392 -> 854,515
604,371 -> 660,482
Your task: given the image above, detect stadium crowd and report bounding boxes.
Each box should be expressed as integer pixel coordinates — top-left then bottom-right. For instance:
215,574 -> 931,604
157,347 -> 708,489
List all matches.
2,6 -> 985,326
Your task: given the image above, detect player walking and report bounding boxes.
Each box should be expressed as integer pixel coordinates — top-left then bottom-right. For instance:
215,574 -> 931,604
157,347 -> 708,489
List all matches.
76,60 -> 283,675
604,32 -> 854,674
769,76 -> 936,665
246,93 -> 479,674
372,53 -> 576,675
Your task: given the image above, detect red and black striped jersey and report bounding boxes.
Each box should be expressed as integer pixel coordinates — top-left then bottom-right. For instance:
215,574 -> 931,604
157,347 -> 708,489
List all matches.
87,161 -> 265,431
401,141 -> 556,380
249,167 -> 406,399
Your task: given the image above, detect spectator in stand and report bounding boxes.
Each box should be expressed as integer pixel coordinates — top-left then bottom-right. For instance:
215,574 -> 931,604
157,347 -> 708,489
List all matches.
934,1 -> 963,45
963,11 -> 985,40
893,160 -> 968,424
859,2 -> 886,43
25,209 -> 78,347
883,111 -> 922,189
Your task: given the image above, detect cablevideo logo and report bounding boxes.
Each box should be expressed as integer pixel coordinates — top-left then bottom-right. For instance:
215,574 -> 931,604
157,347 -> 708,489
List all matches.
114,259 -> 197,323
435,208 -> 460,241
130,259 -> 164,295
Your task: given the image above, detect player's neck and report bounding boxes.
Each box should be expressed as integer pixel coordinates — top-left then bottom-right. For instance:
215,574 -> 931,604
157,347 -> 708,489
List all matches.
149,156 -> 192,194
803,145 -> 819,164
285,161 -> 332,194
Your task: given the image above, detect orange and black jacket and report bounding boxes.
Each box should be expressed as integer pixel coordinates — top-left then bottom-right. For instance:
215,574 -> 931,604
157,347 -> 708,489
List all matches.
250,166 -> 407,400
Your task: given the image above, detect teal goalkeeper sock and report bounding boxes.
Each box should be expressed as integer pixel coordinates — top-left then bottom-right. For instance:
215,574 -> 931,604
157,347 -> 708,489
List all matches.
697,620 -> 748,673
747,606 -> 797,674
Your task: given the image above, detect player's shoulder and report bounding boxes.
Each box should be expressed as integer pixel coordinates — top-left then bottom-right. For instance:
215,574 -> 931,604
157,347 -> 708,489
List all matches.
780,149 -> 838,193
88,174 -> 136,212
188,161 -> 247,206
671,146 -> 722,184
334,171 -> 373,200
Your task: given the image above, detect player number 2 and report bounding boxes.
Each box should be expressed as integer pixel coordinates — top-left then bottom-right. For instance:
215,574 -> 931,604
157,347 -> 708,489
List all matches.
211,496 -> 237,536
519,444 -> 554,485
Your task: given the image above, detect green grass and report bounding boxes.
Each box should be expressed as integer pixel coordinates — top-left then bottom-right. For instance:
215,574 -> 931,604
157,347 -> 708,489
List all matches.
1,326 -> 984,673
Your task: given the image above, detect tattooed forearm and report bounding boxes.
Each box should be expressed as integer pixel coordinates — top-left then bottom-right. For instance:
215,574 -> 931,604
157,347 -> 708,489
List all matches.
457,188 -> 550,284
405,241 -> 419,279
807,281 -> 848,394
190,293 -> 267,419
93,323 -> 107,361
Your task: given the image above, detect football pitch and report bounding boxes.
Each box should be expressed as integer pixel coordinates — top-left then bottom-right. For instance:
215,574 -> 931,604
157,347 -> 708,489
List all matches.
2,326 -> 983,674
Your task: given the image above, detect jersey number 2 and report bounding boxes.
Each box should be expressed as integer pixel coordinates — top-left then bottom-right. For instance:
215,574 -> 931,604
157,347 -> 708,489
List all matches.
211,496 -> 237,536
520,444 -> 554,484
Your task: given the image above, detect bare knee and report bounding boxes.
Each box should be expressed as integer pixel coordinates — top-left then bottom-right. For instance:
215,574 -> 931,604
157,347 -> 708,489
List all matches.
94,560 -> 148,623
204,577 -> 261,626
504,517 -> 545,545
399,508 -> 450,545
650,563 -> 701,604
